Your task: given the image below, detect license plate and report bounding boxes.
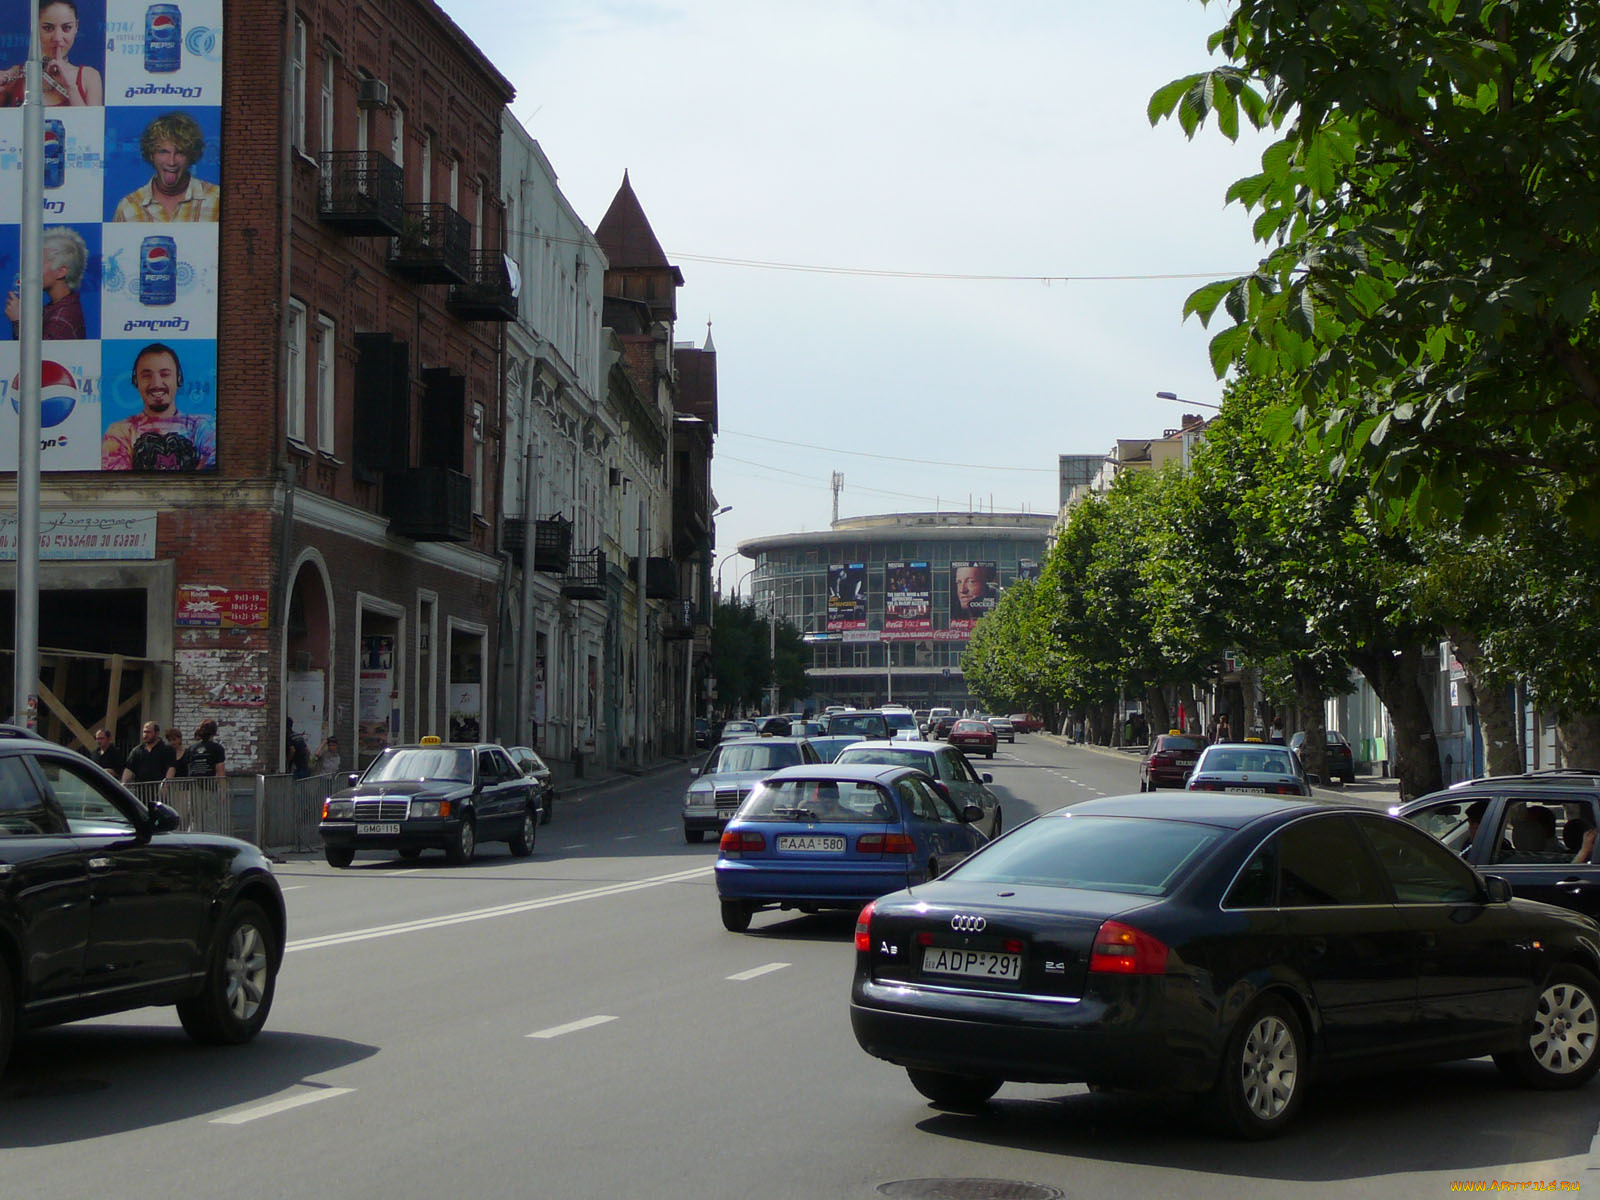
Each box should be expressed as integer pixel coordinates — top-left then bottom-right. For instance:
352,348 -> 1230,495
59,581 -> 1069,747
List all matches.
922,946 -> 1022,981
776,834 -> 845,853
1176,757 -> 1196,766
357,822 -> 401,835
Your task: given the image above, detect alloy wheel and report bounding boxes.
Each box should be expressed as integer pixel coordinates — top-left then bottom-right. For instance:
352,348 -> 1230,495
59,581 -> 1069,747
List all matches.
1239,1013 -> 1298,1121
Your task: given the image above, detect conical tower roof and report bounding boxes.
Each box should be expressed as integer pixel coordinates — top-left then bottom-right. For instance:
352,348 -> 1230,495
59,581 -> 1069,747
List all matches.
595,171 -> 684,284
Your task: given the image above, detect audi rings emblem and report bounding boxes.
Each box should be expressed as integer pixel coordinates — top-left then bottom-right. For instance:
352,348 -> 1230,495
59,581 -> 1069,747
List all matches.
950,914 -> 987,933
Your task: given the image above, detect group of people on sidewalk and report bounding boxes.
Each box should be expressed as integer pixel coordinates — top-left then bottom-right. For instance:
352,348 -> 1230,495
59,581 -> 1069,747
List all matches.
90,720 -> 228,783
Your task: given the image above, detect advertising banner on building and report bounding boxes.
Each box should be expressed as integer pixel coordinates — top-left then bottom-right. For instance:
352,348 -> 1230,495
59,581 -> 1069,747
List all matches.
1016,559 -> 1041,583
826,562 -> 866,631
949,560 -> 998,633
0,0 -> 223,473
883,560 -> 931,635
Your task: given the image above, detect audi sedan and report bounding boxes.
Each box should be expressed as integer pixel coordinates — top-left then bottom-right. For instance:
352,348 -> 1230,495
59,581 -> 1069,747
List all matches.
0,731 -> 286,1076
850,794 -> 1600,1137
715,763 -> 987,933
319,740 -> 540,866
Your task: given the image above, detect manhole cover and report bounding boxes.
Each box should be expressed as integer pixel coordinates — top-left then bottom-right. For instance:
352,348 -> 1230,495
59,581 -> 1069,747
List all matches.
877,1181 -> 1064,1200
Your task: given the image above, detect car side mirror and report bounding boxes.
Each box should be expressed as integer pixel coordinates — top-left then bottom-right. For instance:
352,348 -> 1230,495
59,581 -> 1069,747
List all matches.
147,800 -> 181,833
961,803 -> 985,824
1483,875 -> 1513,904
981,773 -> 993,784
346,772 -> 360,787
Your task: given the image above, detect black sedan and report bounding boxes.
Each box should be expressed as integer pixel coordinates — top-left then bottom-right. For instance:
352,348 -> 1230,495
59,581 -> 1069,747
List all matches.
319,740 -> 539,866
850,794 -> 1600,1137
0,732 -> 286,1075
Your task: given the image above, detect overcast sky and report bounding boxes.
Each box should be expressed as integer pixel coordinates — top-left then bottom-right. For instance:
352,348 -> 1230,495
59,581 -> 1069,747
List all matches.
446,0 -> 1271,587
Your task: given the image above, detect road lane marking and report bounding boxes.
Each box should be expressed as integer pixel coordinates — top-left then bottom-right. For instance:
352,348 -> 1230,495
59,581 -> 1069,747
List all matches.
286,864 -> 713,953
562,843 -> 588,850
380,868 -> 423,877
528,1015 -> 617,1039
280,885 -> 306,892
614,835 -> 636,841
727,963 -> 789,982
211,1087 -> 354,1125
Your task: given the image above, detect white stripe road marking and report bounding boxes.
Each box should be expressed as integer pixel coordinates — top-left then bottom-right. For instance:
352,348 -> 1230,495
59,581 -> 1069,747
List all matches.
727,963 -> 790,982
614,835 -> 636,841
280,885 -> 307,892
380,869 -> 423,877
528,1015 -> 617,1039
286,865 -> 712,953
561,844 -> 588,850
211,1087 -> 354,1125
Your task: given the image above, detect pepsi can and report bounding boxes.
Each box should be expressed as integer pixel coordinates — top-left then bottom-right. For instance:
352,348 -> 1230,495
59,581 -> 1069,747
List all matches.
144,4 -> 182,74
43,119 -> 64,189
139,235 -> 177,307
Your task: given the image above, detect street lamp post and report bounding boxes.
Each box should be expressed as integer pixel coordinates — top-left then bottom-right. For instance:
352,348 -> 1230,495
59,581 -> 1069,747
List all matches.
1155,390 -> 1221,411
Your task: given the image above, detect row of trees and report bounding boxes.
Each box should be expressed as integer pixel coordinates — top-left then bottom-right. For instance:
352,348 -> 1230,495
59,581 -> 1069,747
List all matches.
709,597 -> 810,715
962,369 -> 1600,799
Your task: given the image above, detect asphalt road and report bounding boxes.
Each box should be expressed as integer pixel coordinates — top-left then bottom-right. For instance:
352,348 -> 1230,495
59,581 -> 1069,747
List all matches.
5,737 -> 1599,1199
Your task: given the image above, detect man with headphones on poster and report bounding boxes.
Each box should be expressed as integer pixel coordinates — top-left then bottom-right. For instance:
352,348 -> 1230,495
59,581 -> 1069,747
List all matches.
101,342 -> 216,470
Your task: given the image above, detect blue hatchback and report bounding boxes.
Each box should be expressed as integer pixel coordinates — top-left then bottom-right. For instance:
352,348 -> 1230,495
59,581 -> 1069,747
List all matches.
715,763 -> 989,932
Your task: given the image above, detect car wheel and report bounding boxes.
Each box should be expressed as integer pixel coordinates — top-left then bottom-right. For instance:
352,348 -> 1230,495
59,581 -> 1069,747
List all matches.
1493,965 -> 1600,1088
991,810 -> 1002,837
324,845 -> 355,869
685,828 -> 705,844
445,815 -> 477,865
398,847 -> 422,860
508,808 -> 537,857
540,794 -> 554,826
1341,773 -> 1355,785
720,899 -> 752,932
906,1067 -> 1001,1110
986,750 -> 994,759
1137,779 -> 1147,792
177,901 -> 278,1045
1211,994 -> 1305,1138
0,955 -> 13,1078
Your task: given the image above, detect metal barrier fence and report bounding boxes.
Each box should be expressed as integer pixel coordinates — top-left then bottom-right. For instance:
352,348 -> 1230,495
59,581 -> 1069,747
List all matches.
124,772 -> 337,854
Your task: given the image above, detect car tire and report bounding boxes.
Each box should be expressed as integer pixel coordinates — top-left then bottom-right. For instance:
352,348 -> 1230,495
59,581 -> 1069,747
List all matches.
986,750 -> 994,759
540,793 -> 554,826
1341,774 -> 1355,785
906,1067 -> 1001,1110
720,899 -> 752,932
445,815 -> 476,865
177,901 -> 278,1046
991,810 -> 1002,837
0,954 -> 13,1078
1493,965 -> 1600,1089
685,828 -> 705,844
324,845 -> 355,869
508,808 -> 537,858
1211,993 -> 1306,1139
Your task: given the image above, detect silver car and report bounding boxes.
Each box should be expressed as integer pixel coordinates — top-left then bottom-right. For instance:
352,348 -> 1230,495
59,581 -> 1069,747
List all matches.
831,739 -> 1003,837
683,737 -> 821,843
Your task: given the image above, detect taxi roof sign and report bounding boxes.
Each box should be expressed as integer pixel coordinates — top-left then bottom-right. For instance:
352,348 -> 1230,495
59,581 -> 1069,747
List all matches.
420,735 -> 443,745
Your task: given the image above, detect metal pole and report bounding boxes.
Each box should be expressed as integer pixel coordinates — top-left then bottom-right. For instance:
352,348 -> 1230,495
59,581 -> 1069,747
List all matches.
14,0 -> 44,728
635,496 -> 647,768
516,438 -> 539,742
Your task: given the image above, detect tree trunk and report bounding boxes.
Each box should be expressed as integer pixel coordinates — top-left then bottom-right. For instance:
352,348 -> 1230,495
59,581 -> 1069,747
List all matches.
1350,646 -> 1443,801
1558,711 -> 1600,771
1446,626 -> 1522,776
1145,686 -> 1171,737
1291,657 -> 1326,783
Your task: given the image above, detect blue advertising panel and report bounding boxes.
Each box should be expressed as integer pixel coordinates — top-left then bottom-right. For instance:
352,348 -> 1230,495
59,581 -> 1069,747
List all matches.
0,0 -> 222,473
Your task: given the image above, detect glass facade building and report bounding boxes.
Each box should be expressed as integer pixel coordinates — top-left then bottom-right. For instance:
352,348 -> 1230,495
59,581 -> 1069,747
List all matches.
735,512 -> 1053,711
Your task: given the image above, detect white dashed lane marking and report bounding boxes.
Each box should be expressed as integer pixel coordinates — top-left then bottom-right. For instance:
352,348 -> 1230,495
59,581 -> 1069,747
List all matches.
727,963 -> 790,982
211,1087 -> 354,1125
528,1015 -> 618,1039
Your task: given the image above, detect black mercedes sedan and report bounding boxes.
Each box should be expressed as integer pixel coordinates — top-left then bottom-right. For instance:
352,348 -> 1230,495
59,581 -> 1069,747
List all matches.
319,739 -> 538,866
0,730 -> 286,1076
849,794 -> 1600,1138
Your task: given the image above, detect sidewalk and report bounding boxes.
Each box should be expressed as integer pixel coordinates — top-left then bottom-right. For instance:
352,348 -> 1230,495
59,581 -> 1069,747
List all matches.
1033,730 -> 1403,811
549,751 -> 696,800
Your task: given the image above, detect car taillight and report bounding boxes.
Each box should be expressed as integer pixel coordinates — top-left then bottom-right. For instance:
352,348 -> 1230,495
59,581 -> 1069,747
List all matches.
1090,920 -> 1170,974
856,832 -> 916,855
1188,778 -> 1225,791
719,830 -> 766,853
854,901 -> 875,952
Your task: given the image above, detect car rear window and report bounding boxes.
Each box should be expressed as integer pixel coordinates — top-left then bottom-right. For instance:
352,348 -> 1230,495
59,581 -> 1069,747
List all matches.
836,747 -> 932,773
706,742 -> 803,773
947,815 -> 1220,895
884,712 -> 918,731
1199,748 -> 1298,774
741,779 -> 893,823
1156,735 -> 1205,752
953,721 -> 987,733
830,714 -> 888,736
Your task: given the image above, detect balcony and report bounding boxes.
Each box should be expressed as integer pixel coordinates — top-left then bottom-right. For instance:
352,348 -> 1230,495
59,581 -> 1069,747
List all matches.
318,152 -> 405,236
383,467 -> 471,542
447,250 -> 518,322
662,601 -> 697,640
561,549 -> 607,601
504,514 -> 572,573
388,203 -> 472,284
628,556 -> 679,600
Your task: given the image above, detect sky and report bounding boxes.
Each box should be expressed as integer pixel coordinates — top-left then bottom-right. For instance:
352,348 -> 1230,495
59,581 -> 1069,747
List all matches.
445,0 -> 1273,589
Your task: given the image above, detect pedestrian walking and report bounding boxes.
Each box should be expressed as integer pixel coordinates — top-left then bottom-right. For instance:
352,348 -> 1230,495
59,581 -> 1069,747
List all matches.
185,719 -> 226,778
90,728 -> 125,777
123,720 -> 177,784
286,718 -> 310,779
313,735 -> 342,777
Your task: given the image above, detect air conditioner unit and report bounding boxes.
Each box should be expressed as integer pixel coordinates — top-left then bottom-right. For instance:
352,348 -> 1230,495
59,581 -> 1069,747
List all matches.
357,77 -> 389,109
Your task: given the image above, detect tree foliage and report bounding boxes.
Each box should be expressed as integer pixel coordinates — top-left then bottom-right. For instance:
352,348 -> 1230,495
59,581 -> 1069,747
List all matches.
710,598 -> 810,712
1153,1 -> 1600,532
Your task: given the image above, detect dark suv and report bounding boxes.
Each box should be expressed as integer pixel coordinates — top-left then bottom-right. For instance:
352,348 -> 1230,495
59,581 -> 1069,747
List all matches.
825,711 -> 893,740
1399,771 -> 1600,917
0,726 -> 286,1076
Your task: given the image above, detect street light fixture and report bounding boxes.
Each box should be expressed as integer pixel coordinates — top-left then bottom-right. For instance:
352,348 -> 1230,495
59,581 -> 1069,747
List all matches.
1155,390 -> 1221,411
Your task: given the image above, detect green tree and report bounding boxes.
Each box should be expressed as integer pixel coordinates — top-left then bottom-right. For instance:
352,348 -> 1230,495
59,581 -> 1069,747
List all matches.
709,598 -> 811,713
1153,1 -> 1600,532
963,578 -> 1070,723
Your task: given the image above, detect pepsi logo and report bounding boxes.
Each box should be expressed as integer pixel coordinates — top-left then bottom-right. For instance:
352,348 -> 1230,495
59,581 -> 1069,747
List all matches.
8,361 -> 81,428
151,14 -> 176,30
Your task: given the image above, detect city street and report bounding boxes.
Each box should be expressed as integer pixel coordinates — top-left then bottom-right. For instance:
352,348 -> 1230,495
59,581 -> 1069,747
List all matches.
6,738 -> 1600,1199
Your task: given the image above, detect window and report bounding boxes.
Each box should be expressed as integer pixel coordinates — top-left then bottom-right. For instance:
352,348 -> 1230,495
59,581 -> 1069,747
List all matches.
472,403 -> 484,515
421,130 -> 432,205
390,101 -> 405,173
1277,815 -> 1389,906
356,98 -> 368,154
315,314 -> 336,452
319,47 -> 335,151
449,157 -> 459,210
1224,843 -> 1278,908
290,17 -> 307,149
0,756 -> 64,835
37,758 -> 136,834
286,299 -> 307,443
1355,814 -> 1482,904
474,182 -> 484,250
